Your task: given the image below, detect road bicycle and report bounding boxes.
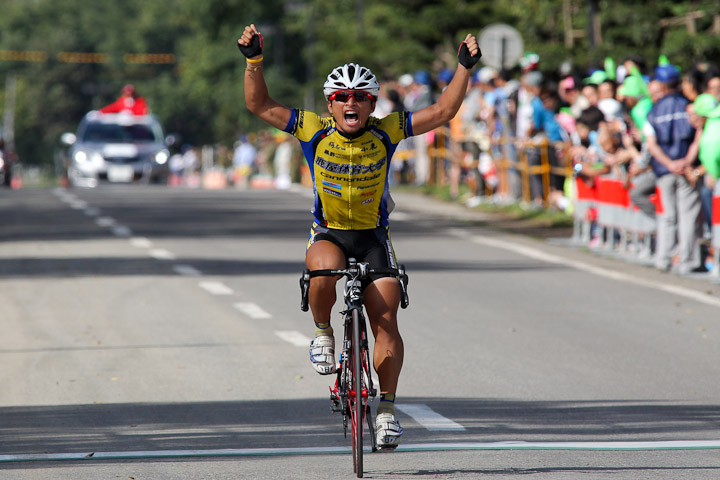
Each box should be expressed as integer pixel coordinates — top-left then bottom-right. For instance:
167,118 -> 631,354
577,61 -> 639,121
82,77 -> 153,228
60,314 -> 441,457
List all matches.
300,259 -> 409,478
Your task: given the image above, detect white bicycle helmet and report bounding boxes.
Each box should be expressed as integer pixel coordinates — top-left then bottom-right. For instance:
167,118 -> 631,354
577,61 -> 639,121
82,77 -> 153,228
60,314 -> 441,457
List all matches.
323,63 -> 380,100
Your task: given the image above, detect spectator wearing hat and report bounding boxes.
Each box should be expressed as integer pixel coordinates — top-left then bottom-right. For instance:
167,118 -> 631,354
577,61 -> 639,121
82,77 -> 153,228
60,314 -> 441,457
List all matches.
616,75 -> 656,219
644,63 -> 703,273
690,93 -> 720,243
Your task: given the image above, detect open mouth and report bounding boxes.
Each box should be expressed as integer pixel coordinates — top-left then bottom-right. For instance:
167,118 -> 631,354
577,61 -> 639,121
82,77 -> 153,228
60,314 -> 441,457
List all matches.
344,110 -> 359,127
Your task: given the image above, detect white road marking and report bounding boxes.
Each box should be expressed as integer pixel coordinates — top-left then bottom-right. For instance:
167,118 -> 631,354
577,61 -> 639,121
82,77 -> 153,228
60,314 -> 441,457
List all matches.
83,207 -> 100,217
448,229 -> 720,309
53,187 -> 72,199
69,200 -> 88,210
173,265 -> 202,277
234,302 -> 272,319
3,440 -> 720,462
199,281 -> 234,296
130,237 -> 153,249
95,216 -> 116,227
149,249 -> 176,261
275,330 -> 311,346
396,404 -> 466,431
111,225 -> 132,237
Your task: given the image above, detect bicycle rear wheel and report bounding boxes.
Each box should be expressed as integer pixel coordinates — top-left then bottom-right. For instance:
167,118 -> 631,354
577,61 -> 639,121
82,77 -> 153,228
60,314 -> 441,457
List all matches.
351,309 -> 364,477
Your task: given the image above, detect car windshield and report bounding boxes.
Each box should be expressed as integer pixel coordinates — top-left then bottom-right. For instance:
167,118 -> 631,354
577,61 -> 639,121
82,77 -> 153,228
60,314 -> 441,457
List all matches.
81,122 -> 160,143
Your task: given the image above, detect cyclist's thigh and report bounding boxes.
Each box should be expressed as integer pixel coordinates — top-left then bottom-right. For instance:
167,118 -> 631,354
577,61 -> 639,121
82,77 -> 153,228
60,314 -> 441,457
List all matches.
306,223 -> 347,269
364,278 -> 401,320
306,240 -> 346,269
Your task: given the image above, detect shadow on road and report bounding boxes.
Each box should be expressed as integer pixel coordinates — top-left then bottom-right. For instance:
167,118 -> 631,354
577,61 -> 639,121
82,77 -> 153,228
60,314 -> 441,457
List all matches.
1,397 -> 719,462
0,257 -> 565,278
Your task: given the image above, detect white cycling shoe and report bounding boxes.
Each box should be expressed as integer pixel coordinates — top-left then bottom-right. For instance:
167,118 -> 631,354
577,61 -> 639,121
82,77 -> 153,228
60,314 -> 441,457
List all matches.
309,335 -> 336,375
375,412 -> 403,450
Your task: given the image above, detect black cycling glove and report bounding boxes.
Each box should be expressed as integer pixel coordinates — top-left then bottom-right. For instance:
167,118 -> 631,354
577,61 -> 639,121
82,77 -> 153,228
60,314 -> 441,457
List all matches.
237,33 -> 264,58
458,42 -> 481,69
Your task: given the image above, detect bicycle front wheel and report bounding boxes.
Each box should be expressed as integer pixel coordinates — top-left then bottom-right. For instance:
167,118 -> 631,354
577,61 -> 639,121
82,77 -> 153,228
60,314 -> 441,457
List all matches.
351,308 -> 364,477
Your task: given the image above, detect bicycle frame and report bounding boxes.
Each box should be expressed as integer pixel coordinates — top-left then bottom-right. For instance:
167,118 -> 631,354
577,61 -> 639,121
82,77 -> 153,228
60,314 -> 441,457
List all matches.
300,259 -> 409,477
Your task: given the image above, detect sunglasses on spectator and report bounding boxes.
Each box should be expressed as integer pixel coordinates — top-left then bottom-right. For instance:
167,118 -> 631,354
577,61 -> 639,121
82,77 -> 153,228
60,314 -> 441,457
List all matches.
329,90 -> 375,103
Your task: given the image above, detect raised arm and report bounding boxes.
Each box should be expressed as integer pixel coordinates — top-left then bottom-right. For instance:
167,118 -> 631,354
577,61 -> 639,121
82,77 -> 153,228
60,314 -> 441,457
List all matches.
238,24 -> 292,130
410,34 -> 481,136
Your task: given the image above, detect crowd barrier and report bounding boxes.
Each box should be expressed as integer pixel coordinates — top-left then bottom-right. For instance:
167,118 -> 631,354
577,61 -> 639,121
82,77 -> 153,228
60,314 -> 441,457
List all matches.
420,128 -> 718,277
572,175 -> 660,260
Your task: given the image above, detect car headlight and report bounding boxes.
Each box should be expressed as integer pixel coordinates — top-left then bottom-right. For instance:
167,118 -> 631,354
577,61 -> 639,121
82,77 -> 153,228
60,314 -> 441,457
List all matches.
73,150 -> 88,163
154,151 -> 169,165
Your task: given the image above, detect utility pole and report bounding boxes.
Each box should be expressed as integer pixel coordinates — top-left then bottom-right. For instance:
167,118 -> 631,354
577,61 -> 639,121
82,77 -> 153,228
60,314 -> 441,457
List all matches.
587,0 -> 602,48
356,0 -> 364,36
3,74 -> 16,153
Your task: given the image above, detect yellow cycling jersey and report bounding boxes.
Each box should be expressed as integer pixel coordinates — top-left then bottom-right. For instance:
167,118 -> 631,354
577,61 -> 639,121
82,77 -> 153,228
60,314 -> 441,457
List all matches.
284,109 -> 413,230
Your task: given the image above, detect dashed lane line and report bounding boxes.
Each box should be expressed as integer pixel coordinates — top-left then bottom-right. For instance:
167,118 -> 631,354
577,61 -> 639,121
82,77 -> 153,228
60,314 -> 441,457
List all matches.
83,206 -> 100,217
199,281 -> 234,296
173,264 -> 203,277
111,225 -> 132,237
95,216 -> 116,228
275,330 -> 311,346
234,302 -> 272,319
149,249 -> 177,261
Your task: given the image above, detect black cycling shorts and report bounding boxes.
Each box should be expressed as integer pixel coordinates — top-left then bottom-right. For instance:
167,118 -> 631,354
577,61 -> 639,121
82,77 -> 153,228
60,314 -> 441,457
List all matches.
307,223 -> 398,287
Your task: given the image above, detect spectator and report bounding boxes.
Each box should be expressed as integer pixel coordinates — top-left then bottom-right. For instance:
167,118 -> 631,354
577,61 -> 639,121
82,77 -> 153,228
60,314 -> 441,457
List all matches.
533,86 -> 565,194
560,75 -> 590,119
644,63 -> 703,273
581,83 -> 600,108
100,84 -> 149,115
690,93 -> 720,243
618,75 -> 652,131
404,71 -> 434,184
273,131 -> 293,190
703,66 -> 720,99
232,134 -> 258,186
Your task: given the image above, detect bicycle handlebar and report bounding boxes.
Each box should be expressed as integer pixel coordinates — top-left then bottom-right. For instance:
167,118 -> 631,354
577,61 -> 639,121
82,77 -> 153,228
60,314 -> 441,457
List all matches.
300,263 -> 409,311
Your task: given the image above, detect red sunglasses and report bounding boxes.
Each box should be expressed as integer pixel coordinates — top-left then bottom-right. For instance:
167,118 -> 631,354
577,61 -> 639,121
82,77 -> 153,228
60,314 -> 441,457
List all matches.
329,90 -> 375,103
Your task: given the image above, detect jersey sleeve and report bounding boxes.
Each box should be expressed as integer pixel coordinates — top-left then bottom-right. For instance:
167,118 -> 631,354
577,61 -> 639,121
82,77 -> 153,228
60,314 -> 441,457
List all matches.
284,109 -> 331,142
373,111 -> 413,144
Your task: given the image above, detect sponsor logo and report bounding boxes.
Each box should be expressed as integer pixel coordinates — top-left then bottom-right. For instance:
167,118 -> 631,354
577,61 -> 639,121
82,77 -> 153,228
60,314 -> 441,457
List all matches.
362,198 -> 374,205
326,141 -> 347,152
315,156 -> 387,175
321,171 -> 382,183
322,187 -> 342,198
321,179 -> 343,190
360,190 -> 376,197
357,182 -> 380,189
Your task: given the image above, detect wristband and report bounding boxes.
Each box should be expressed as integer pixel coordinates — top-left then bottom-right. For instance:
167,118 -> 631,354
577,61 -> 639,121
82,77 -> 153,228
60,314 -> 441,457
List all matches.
246,56 -> 263,64
457,42 -> 481,69
237,33 -> 264,58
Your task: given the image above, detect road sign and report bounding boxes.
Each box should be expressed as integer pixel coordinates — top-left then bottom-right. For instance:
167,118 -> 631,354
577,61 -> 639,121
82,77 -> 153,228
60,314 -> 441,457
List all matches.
478,24 -> 524,70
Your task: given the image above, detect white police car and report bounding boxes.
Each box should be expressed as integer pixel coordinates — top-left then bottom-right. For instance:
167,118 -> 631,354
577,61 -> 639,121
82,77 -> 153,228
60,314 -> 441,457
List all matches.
62,111 -> 170,187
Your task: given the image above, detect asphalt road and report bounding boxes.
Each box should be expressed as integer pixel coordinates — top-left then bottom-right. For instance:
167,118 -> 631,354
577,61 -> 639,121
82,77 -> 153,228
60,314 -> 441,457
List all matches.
1,184 -> 719,479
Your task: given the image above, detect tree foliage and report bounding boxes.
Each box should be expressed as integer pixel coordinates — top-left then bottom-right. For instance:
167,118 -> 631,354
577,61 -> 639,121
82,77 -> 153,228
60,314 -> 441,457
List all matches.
0,0 -> 718,167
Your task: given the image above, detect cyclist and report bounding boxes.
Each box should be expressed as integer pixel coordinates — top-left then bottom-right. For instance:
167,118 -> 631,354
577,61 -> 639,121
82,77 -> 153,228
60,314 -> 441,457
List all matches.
238,24 -> 480,449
